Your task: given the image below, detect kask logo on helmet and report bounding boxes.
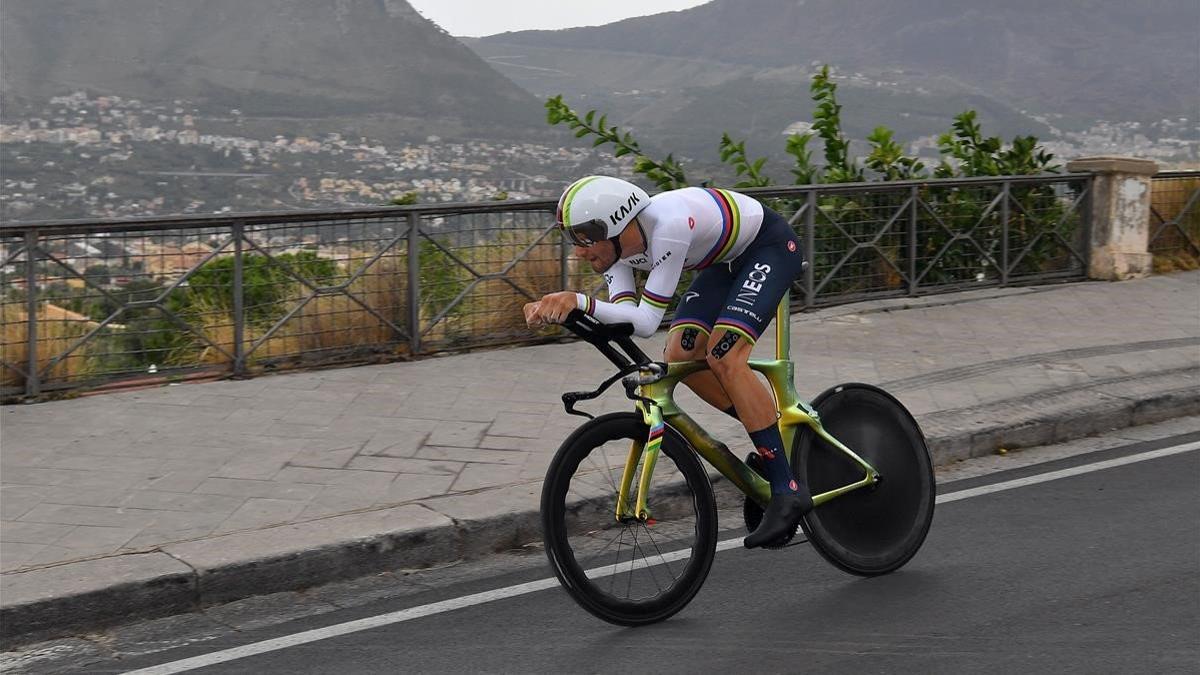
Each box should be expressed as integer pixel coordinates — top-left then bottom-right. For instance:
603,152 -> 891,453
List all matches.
608,192 -> 643,226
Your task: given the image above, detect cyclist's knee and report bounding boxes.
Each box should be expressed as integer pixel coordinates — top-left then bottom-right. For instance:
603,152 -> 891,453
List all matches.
666,326 -> 709,361
705,329 -> 750,375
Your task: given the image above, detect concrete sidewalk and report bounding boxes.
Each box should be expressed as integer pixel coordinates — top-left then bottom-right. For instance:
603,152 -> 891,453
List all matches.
2,271 -> 1198,645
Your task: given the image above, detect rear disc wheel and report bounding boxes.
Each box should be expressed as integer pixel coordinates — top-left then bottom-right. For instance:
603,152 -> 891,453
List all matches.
795,383 -> 935,576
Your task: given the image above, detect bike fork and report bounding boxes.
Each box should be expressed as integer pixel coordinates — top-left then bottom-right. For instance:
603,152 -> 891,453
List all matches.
615,401 -> 665,522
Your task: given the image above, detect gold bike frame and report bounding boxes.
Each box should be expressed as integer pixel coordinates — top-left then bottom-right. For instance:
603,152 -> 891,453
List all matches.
615,292 -> 880,521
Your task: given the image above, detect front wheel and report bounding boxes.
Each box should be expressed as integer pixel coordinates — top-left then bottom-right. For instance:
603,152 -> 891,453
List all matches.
541,412 -> 717,626
795,383 -> 935,576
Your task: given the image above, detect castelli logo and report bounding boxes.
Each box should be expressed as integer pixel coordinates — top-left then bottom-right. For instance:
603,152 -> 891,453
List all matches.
757,446 -> 776,460
688,217 -> 696,229
787,241 -> 797,252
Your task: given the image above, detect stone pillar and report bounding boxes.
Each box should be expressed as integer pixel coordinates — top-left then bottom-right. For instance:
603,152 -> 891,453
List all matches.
1066,156 -> 1159,280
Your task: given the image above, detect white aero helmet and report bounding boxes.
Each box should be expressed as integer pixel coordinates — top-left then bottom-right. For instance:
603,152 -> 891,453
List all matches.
556,176 -> 650,247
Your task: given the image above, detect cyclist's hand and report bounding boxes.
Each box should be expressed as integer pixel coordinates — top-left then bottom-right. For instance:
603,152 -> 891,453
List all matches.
523,301 -> 545,327
535,291 -> 578,324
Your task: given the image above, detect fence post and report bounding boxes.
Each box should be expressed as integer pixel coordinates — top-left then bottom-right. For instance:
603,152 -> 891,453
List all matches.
23,230 -> 40,398
1000,181 -> 1011,285
804,190 -> 816,307
908,185 -> 918,296
407,211 -> 421,356
1065,156 -> 1158,280
232,221 -> 245,377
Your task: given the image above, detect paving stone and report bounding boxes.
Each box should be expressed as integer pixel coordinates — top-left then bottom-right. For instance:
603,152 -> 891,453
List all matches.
119,526 -> 223,551
478,435 -> 537,451
0,521 -> 76,545
28,485 -> 129,509
0,466 -> 75,487
450,462 -> 525,492
346,455 -> 462,475
17,504 -> 159,529
417,446 -> 524,465
191,478 -> 324,501
52,525 -> 143,553
424,421 -> 490,447
0,542 -> 47,571
271,466 -> 396,491
141,471 -> 213,493
211,449 -> 301,481
0,485 -> 46,521
115,490 -> 245,514
385,473 -> 459,503
214,498 -> 311,534
486,413 -> 548,438
286,445 -> 361,470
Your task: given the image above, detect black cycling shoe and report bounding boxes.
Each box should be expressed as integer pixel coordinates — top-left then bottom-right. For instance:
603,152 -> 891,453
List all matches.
743,492 -> 813,549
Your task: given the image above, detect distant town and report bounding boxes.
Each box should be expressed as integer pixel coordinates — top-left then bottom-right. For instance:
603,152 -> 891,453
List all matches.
0,92 -> 634,223
0,91 -> 1196,224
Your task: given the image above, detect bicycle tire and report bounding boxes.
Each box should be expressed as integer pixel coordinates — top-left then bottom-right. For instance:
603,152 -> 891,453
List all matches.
795,383 -> 935,576
541,412 -> 718,626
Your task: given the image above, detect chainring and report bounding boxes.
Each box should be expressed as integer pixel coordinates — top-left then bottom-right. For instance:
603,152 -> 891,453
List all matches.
742,452 -> 800,549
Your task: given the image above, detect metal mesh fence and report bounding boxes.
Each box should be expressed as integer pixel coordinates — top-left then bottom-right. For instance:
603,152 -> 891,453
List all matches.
1,174 -> 1091,399
1149,171 -> 1200,272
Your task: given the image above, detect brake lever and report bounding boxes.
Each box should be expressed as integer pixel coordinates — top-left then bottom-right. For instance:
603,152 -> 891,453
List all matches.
561,391 -> 595,419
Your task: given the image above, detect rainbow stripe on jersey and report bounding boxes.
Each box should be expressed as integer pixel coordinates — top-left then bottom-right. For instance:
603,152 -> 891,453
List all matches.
641,288 -> 672,309
609,290 -> 637,305
695,188 -> 742,269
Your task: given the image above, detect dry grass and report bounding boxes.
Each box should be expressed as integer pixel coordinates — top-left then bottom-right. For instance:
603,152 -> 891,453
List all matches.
1150,177 -> 1200,272
4,230 -> 592,386
1,304 -> 93,389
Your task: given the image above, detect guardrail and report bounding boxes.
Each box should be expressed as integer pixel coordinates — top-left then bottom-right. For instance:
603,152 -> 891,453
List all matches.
1149,170 -> 1200,270
1,173 -> 1091,399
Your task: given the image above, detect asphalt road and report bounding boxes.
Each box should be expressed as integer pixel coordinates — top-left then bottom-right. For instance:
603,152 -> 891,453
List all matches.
29,432 -> 1200,674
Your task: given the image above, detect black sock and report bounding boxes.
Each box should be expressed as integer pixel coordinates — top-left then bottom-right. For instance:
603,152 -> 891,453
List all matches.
748,424 -> 800,496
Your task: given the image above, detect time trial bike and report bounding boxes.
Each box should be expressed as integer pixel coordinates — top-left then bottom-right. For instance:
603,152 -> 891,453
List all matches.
540,293 -> 935,625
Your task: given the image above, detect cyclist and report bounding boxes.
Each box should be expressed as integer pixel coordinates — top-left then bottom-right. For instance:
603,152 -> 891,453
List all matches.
524,176 -> 811,548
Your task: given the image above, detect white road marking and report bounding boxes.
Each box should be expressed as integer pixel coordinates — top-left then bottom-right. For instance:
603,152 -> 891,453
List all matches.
125,440 -> 1199,674
934,441 -> 1200,504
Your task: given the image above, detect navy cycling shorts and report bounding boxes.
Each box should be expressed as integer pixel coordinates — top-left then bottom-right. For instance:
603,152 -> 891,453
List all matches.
670,207 -> 805,345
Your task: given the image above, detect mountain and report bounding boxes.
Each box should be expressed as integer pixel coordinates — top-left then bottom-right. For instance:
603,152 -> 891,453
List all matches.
472,0 -> 1197,165
0,0 -> 547,140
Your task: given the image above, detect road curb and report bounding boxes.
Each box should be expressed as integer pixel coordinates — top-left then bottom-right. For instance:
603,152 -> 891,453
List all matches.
3,379 -> 1199,649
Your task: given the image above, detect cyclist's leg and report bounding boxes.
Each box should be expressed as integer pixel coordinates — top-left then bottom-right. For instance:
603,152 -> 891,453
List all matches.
666,265 -> 735,413
705,206 -> 807,438
701,207 -> 811,546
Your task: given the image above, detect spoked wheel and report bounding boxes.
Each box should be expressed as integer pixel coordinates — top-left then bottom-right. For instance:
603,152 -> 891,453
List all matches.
541,412 -> 717,626
795,383 -> 935,576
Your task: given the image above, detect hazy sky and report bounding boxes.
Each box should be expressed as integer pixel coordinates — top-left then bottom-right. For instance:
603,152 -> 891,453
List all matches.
406,0 -> 710,37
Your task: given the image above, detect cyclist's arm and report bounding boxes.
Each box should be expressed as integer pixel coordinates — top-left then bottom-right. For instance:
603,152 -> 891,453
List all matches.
575,237 -> 688,338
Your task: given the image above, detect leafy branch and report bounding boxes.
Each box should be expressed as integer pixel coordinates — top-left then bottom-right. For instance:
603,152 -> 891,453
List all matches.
811,65 -> 863,183
545,95 -> 688,190
865,126 -> 925,180
936,110 -> 1058,177
786,132 -> 819,185
718,133 -> 772,187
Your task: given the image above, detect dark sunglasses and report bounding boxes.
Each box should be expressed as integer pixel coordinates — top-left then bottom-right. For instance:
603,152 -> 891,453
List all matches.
560,218 -> 609,247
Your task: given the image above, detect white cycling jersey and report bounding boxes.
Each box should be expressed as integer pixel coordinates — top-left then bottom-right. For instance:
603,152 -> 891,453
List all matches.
574,187 -> 764,337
